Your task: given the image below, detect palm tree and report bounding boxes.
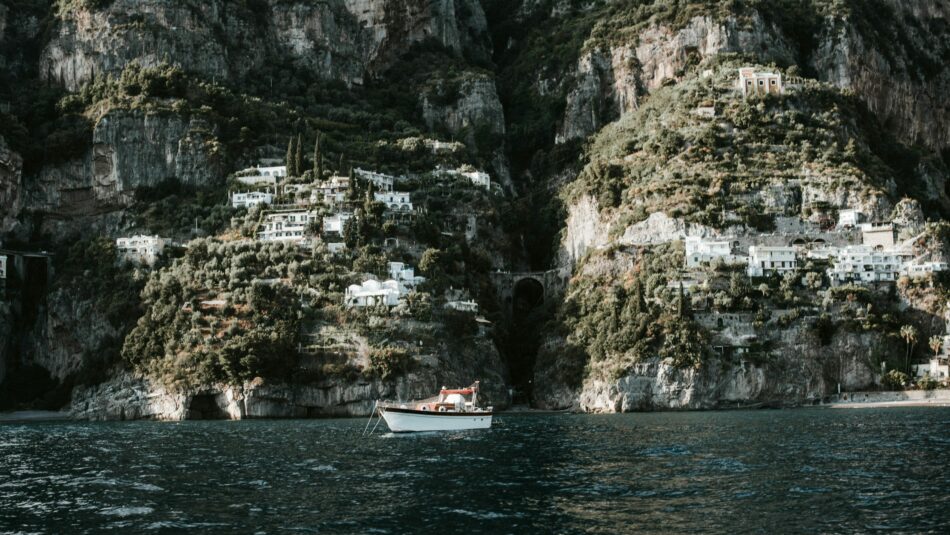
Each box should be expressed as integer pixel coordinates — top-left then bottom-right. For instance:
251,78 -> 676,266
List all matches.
900,324 -> 917,372
929,335 -> 943,358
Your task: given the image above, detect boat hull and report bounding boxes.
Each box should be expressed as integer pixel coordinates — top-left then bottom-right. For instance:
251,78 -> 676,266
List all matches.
380,408 -> 493,432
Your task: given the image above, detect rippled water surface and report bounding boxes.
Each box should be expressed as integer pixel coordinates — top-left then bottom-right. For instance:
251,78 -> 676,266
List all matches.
2,408 -> 950,534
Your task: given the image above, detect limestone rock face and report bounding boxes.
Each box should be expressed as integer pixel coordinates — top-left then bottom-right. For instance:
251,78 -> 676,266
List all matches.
559,194 -> 610,266
70,373 -> 187,421
422,74 -> 505,146
41,0 -> 491,90
535,329 -> 884,412
26,110 -> 223,222
41,0 -> 256,91
558,14 -> 795,143
810,0 -> 950,151
0,136 -> 23,235
421,74 -> 509,186
559,198 -> 720,267
71,334 -> 510,420
24,287 -> 122,383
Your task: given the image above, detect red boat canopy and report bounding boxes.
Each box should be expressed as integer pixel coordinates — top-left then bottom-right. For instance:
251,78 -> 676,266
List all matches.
440,383 -> 478,395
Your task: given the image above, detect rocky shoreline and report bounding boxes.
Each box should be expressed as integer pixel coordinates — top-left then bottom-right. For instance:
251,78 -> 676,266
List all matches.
69,372 -> 512,421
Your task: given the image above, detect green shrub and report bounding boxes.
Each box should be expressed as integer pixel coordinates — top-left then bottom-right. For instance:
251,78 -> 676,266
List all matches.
881,369 -> 910,391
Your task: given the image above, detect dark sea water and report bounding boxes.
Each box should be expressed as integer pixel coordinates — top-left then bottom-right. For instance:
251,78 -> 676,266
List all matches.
2,408 -> 950,534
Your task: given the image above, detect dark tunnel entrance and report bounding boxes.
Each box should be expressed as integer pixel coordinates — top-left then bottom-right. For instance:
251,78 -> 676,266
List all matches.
506,278 -> 545,404
186,394 -> 230,420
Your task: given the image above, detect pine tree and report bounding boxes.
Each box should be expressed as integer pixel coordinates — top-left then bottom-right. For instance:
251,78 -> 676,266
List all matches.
294,134 -> 303,178
313,133 -> 322,179
285,136 -> 296,177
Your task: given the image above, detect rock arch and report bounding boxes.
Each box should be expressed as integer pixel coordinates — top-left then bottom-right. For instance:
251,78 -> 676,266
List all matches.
490,268 -> 570,316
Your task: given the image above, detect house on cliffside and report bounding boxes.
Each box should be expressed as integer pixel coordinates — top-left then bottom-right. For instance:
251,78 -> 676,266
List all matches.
747,246 -> 797,277
116,236 -> 166,266
737,68 -> 783,97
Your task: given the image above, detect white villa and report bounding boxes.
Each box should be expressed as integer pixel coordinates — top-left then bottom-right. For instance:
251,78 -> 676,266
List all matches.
323,213 -> 353,235
837,209 -> 863,228
747,246 -> 797,277
445,300 -> 479,313
344,279 -> 403,307
116,235 -> 166,266
828,246 -> 901,283
235,165 -> 287,185
258,210 -> 315,242
861,224 -> 896,248
0,255 -> 6,279
355,168 -> 395,192
902,261 -> 949,278
231,191 -> 274,209
438,167 -> 492,190
326,242 -> 346,255
737,68 -> 783,97
310,176 -> 350,205
388,262 -> 426,288
913,358 -> 949,381
374,192 -> 413,211
684,237 -> 743,268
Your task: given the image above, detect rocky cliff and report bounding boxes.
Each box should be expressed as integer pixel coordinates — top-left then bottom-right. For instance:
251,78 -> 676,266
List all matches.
72,335 -> 509,420
0,136 -> 23,235
2,0 -> 949,417
503,1 -> 949,153
810,0 -> 950,151
42,0 -> 491,89
558,12 -> 796,143
537,323 -> 885,411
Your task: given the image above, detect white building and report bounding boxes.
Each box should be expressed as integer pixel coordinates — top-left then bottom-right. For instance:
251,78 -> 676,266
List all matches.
737,68 -> 783,97
692,106 -> 716,118
913,358 -> 949,381
462,170 -> 491,189
344,279 -> 403,307
747,246 -> 797,277
0,255 -> 6,279
116,235 -> 166,266
235,165 -> 287,185
388,262 -> 426,288
231,191 -> 274,209
323,213 -> 353,235
310,176 -> 350,206
445,300 -> 479,313
828,246 -> 901,283
902,261 -> 949,278
354,169 -> 395,192
326,242 -> 346,255
374,192 -> 413,211
438,167 -> 492,190
257,210 -> 315,242
684,237 -> 743,268
837,209 -> 863,228
861,224 -> 896,248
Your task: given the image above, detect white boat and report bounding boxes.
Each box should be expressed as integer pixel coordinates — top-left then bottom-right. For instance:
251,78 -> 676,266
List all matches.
375,382 -> 493,433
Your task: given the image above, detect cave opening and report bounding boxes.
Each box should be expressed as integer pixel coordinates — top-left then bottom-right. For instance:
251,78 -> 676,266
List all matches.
186,394 -> 229,420
505,277 -> 545,404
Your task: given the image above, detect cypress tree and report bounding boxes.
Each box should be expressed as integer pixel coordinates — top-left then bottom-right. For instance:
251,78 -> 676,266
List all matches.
313,133 -> 322,179
285,136 -> 296,177
294,134 -> 303,178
